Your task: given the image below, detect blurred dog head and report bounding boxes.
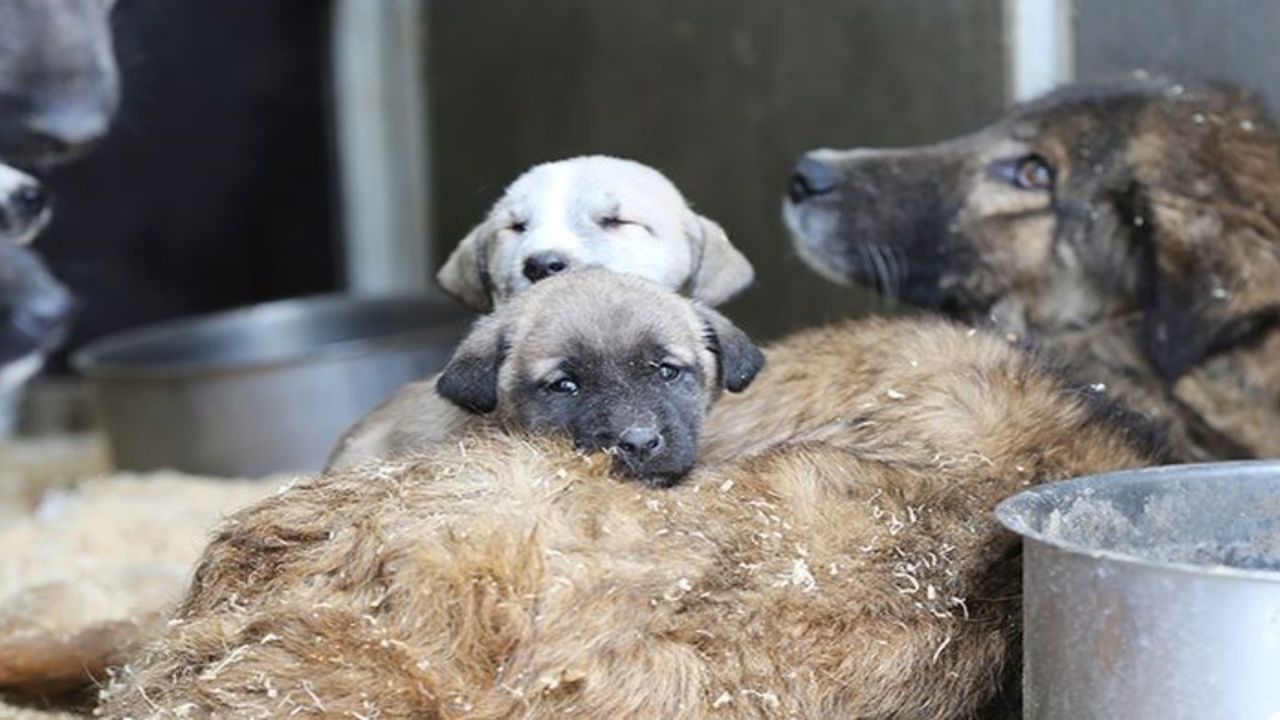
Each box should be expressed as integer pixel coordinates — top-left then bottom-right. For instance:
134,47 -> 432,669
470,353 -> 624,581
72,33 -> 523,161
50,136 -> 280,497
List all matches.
0,165 -> 69,414
785,77 -> 1280,382
0,239 -> 73,391
0,0 -> 119,168
437,155 -> 755,312
435,268 -> 763,485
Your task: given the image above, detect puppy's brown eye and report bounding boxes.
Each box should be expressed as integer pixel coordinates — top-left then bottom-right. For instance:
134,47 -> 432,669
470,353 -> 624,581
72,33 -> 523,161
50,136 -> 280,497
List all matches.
547,377 -> 579,394
990,154 -> 1055,191
656,363 -> 682,382
1012,155 -> 1054,191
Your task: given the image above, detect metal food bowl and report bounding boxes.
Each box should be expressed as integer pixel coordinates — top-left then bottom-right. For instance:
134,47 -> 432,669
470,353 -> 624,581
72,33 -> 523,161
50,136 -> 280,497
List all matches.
996,461 -> 1280,720
73,294 -> 474,477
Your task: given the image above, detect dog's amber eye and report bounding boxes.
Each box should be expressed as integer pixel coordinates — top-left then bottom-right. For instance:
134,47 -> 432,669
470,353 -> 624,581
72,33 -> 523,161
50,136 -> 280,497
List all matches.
547,377 -> 579,394
1013,155 -> 1054,191
656,363 -> 682,381
990,154 -> 1055,191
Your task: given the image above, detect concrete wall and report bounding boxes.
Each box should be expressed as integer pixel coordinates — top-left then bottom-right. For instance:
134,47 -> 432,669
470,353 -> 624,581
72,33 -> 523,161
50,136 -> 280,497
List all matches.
1074,0 -> 1280,115
426,0 -> 1006,339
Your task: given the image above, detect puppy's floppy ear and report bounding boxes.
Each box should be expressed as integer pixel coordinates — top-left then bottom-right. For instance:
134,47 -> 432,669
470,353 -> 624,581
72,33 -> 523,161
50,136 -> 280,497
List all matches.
696,305 -> 764,392
437,222 -> 496,312
436,315 -> 506,413
685,214 -> 755,306
1132,91 -> 1280,381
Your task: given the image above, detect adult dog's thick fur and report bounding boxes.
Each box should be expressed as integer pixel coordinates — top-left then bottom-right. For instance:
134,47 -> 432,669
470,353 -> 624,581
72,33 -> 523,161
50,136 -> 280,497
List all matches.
99,318 -> 1162,719
327,269 -> 763,480
785,77 -> 1280,461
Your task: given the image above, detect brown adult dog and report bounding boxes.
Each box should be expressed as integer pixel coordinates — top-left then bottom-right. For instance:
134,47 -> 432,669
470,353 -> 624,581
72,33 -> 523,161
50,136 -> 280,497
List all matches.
327,268 -> 763,482
785,77 -> 1280,461
98,318 -> 1163,719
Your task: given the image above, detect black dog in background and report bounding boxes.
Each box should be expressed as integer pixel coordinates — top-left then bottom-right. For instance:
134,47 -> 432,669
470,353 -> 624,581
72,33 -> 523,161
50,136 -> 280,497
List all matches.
0,0 -> 118,431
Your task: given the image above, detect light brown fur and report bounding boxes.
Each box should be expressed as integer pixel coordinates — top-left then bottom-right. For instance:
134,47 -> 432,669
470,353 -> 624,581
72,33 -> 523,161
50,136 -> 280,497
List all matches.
98,318 -> 1160,719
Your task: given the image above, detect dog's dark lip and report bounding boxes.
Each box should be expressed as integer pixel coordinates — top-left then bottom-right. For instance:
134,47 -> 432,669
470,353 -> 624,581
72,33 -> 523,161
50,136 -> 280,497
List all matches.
638,471 -> 685,488
613,462 -> 689,488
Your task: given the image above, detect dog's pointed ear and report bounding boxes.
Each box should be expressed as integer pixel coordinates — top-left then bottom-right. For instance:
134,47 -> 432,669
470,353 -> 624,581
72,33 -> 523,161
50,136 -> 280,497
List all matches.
685,214 -> 754,307
1135,94 -> 1280,381
436,315 -> 506,413
696,305 -> 764,392
437,223 -> 495,312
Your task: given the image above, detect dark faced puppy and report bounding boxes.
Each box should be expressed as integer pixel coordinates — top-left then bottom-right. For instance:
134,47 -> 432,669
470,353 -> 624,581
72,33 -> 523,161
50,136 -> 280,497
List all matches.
436,268 -> 763,485
784,77 -> 1280,459
0,240 -> 74,389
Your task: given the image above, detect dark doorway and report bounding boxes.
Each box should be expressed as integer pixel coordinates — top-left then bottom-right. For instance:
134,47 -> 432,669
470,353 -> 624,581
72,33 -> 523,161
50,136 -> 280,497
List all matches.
39,0 -> 340,372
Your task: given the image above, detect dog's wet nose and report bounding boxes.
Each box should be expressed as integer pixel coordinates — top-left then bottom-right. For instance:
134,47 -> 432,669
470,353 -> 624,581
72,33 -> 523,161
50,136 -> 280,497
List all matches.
617,426 -> 663,461
788,156 -> 838,203
523,252 -> 570,283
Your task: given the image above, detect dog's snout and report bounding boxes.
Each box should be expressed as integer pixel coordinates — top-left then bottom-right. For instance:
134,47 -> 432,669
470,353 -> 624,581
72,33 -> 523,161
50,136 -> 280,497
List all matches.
788,156 -> 838,203
523,252 -> 570,283
617,426 -> 663,461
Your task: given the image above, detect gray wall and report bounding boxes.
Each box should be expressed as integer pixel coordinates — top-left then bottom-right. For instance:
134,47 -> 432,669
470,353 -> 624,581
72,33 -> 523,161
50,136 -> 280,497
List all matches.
426,0 -> 1006,339
1074,0 -> 1280,114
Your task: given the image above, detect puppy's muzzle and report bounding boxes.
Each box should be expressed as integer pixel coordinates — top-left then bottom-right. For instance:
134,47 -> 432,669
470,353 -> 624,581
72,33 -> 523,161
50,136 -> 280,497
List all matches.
579,423 -> 683,483
787,156 -> 839,204
523,251 -> 571,283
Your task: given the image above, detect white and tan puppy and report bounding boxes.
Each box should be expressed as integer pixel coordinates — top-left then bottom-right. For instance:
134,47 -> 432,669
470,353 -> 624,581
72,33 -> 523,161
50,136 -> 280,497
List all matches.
437,155 -> 755,310
327,268 -> 763,481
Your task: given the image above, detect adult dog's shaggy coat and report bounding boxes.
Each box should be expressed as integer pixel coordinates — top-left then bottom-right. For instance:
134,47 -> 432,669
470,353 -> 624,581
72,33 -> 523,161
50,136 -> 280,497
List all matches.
786,78 -> 1280,461
99,318 -> 1162,719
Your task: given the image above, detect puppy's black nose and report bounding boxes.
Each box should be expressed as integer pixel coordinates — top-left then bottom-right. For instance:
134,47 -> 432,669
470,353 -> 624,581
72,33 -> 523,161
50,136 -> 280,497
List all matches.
523,252 -> 570,283
12,183 -> 48,220
788,156 -> 838,203
617,426 -> 663,461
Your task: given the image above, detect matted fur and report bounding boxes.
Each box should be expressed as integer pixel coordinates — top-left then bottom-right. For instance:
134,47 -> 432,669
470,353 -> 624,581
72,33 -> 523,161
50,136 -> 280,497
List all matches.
98,318 -> 1159,719
785,77 -> 1280,461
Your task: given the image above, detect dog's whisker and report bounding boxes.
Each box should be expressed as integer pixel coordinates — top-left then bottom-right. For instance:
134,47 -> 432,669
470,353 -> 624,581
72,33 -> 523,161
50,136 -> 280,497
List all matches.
868,243 -> 894,301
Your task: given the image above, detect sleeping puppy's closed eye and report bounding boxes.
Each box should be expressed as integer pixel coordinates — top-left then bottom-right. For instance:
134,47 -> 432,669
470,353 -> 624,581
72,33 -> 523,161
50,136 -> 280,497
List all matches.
436,155 -> 755,311
329,269 -> 764,484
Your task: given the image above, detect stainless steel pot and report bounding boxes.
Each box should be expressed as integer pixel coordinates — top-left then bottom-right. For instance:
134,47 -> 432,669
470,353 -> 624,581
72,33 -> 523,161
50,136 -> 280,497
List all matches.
996,461 -> 1280,720
73,294 -> 474,477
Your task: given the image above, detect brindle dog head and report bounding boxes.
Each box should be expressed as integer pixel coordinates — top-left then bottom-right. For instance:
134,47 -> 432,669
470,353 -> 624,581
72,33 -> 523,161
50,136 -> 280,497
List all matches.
0,0 -> 119,168
435,268 -> 764,485
785,77 -> 1280,383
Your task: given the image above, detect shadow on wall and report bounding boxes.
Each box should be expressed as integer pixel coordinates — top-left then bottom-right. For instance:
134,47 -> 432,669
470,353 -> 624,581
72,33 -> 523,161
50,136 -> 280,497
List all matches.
427,0 -> 1007,339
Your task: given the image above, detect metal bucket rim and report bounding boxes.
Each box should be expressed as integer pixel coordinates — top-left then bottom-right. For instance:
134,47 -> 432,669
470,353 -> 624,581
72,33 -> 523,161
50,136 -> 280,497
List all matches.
70,292 -> 475,381
995,460 -> 1280,584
